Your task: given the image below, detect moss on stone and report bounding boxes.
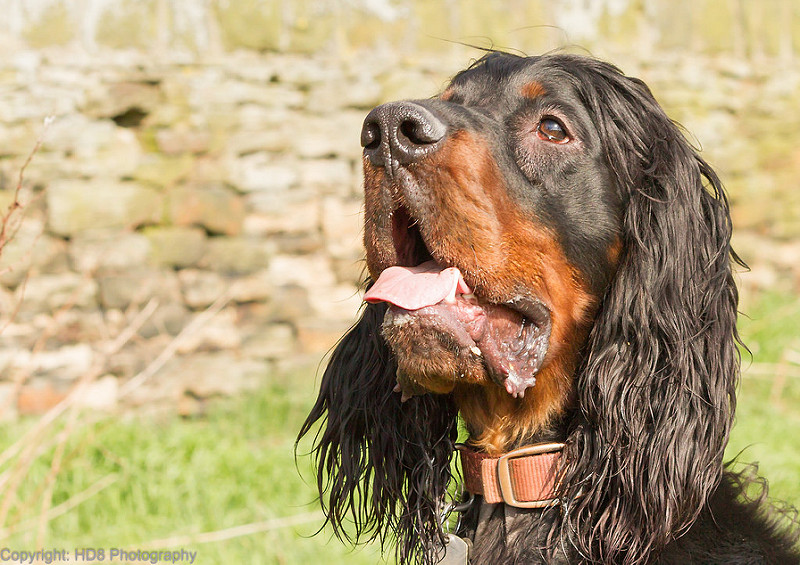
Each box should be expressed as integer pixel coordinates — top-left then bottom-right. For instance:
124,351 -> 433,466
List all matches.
698,0 -> 735,54
47,180 -> 163,237
0,190 -> 18,213
514,0 -> 555,55
344,12 -> 407,51
201,236 -> 268,275
598,1 -> 644,52
138,127 -> 161,154
213,0 -> 283,51
133,154 -> 196,189
455,0 -> 513,48
143,226 -> 207,268
168,184 -> 245,236
286,0 -> 335,53
738,0 -> 788,59
95,0 -> 157,50
414,0 -> 455,53
23,1 -> 75,47
648,0 -> 693,52
794,6 -> 800,59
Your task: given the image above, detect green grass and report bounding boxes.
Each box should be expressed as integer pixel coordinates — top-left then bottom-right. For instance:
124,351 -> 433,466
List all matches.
0,290 -> 797,563
726,290 -> 800,509
0,382 -> 384,564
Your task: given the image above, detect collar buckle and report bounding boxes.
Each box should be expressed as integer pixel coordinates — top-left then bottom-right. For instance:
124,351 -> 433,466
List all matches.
496,443 -> 564,509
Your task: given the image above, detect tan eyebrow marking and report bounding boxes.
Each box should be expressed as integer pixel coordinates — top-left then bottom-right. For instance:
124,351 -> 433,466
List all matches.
440,87 -> 455,101
521,81 -> 547,99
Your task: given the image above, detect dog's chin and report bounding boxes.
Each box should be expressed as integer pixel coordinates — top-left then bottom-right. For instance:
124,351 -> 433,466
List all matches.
380,296 -> 551,399
382,319 -> 489,396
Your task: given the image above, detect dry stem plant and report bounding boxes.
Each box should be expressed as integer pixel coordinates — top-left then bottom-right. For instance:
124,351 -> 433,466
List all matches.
0,120 -> 228,546
0,122 -> 320,554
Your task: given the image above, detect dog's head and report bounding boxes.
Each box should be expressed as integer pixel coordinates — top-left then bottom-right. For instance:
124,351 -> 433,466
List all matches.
299,52 -> 740,565
360,54 -> 627,449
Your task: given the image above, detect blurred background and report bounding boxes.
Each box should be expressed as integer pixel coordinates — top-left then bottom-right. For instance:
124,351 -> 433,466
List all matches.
0,0 -> 798,563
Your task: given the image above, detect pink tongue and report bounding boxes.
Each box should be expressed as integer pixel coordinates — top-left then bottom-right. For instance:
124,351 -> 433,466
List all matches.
364,260 -> 472,311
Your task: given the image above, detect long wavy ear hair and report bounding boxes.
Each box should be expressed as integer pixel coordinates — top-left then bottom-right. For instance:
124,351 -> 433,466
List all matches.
297,300 -> 459,565
554,57 -> 743,564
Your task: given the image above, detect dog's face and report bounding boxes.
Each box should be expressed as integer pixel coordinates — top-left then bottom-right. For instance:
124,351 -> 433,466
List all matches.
361,55 -> 624,426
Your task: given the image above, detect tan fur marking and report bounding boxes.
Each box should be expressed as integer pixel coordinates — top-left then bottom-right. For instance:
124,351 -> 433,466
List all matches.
608,236 -> 623,265
520,80 -> 547,100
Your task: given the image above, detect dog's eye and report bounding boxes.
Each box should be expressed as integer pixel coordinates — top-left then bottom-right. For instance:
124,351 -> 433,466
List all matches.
537,117 -> 569,143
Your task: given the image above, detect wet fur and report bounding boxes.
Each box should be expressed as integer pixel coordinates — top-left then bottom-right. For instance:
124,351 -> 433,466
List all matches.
297,52 -> 800,564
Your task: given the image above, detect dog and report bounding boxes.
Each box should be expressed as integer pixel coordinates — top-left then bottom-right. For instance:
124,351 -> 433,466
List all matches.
297,52 -> 800,564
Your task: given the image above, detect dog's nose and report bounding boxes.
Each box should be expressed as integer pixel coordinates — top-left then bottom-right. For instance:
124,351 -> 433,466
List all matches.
361,102 -> 446,168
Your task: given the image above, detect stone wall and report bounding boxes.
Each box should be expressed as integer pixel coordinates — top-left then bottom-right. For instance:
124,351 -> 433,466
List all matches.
1,0 -> 799,417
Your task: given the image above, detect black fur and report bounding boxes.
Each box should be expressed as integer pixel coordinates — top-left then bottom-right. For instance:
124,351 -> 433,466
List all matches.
298,301 -> 459,562
297,52 -> 800,564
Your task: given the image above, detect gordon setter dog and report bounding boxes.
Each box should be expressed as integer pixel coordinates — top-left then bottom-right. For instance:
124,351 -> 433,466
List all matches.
298,52 -> 800,564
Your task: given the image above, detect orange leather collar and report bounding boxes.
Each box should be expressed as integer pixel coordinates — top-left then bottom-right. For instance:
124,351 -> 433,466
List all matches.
457,443 -> 564,508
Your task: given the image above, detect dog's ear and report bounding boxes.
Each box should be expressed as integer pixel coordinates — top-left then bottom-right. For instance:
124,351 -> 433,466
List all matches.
297,301 -> 459,564
558,61 -> 742,563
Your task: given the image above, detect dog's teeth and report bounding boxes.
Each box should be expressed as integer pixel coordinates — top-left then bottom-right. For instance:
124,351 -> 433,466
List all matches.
462,293 -> 476,300
470,346 -> 482,356
401,392 -> 412,403
444,276 -> 463,304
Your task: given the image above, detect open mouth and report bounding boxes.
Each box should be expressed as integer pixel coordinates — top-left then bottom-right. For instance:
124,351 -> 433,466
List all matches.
364,206 -> 552,398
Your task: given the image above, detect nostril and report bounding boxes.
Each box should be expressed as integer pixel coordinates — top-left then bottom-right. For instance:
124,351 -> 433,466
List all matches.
361,120 -> 381,150
399,119 -> 438,146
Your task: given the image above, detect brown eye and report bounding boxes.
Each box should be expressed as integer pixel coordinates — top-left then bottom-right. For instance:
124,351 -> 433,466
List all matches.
537,117 -> 569,143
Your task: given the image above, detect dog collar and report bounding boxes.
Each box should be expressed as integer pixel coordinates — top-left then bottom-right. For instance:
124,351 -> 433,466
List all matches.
457,442 -> 564,509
